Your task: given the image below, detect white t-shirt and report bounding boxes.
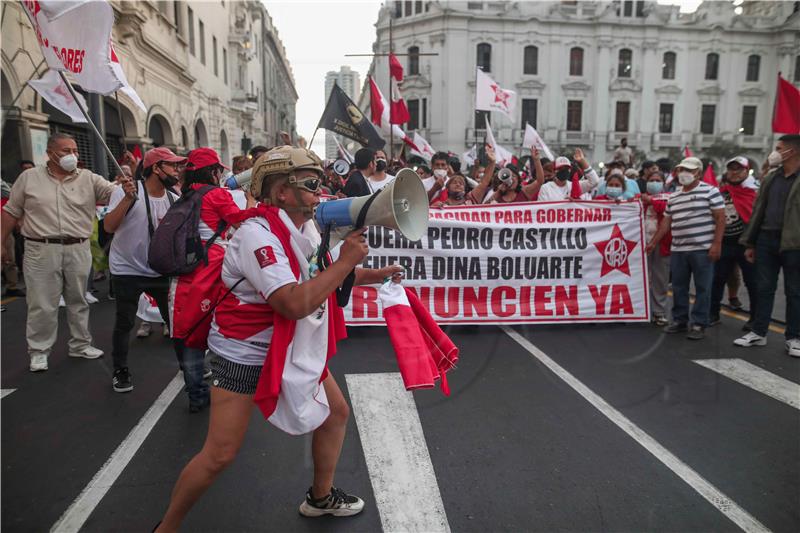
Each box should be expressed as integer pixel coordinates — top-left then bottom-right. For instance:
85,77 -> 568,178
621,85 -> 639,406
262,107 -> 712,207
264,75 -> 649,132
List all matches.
109,182 -> 174,277
366,173 -> 396,194
536,169 -> 600,201
421,176 -> 436,192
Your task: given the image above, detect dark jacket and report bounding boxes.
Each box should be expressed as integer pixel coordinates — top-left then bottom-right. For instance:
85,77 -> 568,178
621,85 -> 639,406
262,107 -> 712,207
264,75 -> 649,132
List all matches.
740,167 -> 800,252
342,171 -> 371,197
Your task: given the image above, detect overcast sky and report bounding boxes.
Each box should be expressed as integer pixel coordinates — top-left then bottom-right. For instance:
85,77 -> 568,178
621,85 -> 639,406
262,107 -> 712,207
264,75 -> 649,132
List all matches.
265,0 -> 703,155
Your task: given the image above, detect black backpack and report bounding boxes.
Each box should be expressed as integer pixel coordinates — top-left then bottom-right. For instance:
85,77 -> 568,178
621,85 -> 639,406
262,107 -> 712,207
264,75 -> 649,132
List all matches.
147,185 -> 226,277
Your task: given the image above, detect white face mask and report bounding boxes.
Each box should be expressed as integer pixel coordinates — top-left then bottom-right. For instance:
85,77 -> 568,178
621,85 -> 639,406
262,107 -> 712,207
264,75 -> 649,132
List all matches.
677,171 -> 696,186
57,153 -> 78,172
433,169 -> 448,179
767,149 -> 787,167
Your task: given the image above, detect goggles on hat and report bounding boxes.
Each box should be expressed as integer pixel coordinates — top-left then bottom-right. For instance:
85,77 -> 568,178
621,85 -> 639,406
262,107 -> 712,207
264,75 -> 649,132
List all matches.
293,177 -> 322,193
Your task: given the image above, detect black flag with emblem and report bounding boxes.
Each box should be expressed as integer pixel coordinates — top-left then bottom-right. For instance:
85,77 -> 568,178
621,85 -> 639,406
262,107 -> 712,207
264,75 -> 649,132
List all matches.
317,82 -> 385,150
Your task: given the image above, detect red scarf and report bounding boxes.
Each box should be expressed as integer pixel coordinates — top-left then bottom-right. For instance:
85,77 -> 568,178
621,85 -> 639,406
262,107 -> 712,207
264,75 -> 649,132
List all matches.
236,205 -> 347,421
719,183 -> 757,223
570,168 -> 584,199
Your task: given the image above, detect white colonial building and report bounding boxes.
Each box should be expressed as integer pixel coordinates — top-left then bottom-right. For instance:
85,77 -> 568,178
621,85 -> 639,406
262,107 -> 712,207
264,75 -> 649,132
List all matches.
1,0 -> 297,179
360,0 -> 800,167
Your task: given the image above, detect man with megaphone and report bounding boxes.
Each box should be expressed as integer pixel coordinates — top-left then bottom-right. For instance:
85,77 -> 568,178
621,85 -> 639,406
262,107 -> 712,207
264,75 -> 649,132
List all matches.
156,145 -> 404,532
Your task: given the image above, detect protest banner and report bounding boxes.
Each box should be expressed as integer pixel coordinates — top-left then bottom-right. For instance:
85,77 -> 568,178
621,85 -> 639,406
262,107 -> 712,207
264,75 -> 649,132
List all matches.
344,201 -> 649,325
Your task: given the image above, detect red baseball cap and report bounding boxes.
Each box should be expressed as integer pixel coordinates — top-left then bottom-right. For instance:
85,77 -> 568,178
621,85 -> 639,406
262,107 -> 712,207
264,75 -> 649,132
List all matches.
142,146 -> 187,169
187,147 -> 230,170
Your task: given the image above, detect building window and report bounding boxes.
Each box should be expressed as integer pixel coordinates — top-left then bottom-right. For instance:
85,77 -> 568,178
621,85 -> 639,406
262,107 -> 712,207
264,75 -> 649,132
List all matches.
659,103 -> 673,133
475,110 -> 489,129
408,99 -> 420,130
615,101 -> 630,132
415,1 -> 423,13
741,106 -> 757,135
746,54 -> 760,82
700,104 -> 716,134
404,0 -> 412,16
569,47 -> 583,76
408,46 -> 419,75
422,98 -> 427,128
636,0 -> 645,16
188,7 -> 195,56
662,52 -> 676,79
521,99 -> 537,129
477,43 -> 491,72
795,55 -> 800,82
173,1 -> 181,33
618,49 -> 632,78
523,46 -> 538,75
223,48 -> 228,84
705,53 -> 719,80
213,36 -> 218,76
623,0 -> 633,16
394,1 -> 402,17
199,20 -> 206,65
566,100 -> 582,131
468,2 -> 483,9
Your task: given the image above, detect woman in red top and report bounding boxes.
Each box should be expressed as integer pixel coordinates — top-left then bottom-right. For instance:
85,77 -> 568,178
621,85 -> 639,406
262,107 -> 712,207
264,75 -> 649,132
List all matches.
170,147 -> 243,412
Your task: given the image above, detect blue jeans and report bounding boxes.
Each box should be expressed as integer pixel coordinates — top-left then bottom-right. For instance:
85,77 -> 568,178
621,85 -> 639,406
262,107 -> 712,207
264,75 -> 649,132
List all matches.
670,249 -> 714,327
710,240 -> 757,322
177,343 -> 209,406
752,230 -> 800,339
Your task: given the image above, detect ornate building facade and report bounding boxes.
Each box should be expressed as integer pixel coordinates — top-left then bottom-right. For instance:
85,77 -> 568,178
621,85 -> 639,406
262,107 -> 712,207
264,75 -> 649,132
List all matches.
361,0 -> 800,166
1,0 -> 297,179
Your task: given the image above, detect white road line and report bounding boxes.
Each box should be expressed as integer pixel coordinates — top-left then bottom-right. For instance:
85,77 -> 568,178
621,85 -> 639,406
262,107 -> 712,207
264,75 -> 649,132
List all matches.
502,326 -> 770,533
694,358 -> 800,410
51,372 -> 184,533
346,372 -> 450,533
1,388 -> 16,399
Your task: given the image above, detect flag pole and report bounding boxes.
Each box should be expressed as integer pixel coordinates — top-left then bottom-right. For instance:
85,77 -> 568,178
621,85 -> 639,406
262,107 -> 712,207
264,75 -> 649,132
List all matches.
309,126 -> 320,149
113,91 -> 129,157
59,72 -> 128,181
388,17 -> 394,160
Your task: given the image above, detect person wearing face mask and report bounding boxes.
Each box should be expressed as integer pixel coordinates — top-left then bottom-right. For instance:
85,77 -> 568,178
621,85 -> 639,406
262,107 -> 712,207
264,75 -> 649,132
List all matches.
1,133 -> 134,372
490,146 -> 545,203
734,135 -> 800,357
596,165 -> 641,200
646,157 -> 725,340
415,164 -> 436,192
594,172 -> 627,202
427,151 -> 454,203
366,149 -> 396,193
103,147 -> 187,394
169,148 -> 244,412
536,149 -> 600,201
640,171 -> 671,326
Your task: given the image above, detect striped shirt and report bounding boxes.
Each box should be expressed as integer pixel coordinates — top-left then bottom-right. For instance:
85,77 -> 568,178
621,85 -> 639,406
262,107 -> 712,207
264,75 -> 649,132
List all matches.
665,182 -> 724,252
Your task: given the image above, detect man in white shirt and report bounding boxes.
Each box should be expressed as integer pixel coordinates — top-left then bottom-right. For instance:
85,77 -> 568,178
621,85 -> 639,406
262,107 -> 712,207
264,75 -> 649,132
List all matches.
366,149 -> 396,193
536,149 -> 600,201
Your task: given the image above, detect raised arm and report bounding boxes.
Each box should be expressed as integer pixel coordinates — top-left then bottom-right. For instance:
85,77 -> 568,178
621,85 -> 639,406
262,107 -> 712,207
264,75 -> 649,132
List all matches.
521,146 -> 545,200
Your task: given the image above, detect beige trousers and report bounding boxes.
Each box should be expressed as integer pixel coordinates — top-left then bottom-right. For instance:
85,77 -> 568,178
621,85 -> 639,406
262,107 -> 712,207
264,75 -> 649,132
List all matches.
23,239 -> 92,357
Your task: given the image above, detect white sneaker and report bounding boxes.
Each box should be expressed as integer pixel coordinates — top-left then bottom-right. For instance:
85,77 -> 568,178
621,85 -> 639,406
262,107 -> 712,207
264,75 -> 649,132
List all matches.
786,339 -> 800,358
69,346 -> 104,359
85,292 -> 99,304
733,332 -> 767,347
136,322 -> 151,338
59,296 -> 66,308
29,354 -> 48,372
162,324 -> 170,337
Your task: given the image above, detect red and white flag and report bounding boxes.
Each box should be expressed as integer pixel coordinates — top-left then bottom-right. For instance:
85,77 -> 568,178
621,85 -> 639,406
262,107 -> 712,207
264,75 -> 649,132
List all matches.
683,145 -> 693,158
368,76 -> 416,150
388,53 -> 410,125
22,0 -> 145,107
485,116 -> 514,167
522,123 -> 554,160
410,132 -> 436,162
476,68 -> 517,122
772,73 -> 800,134
28,69 -> 87,123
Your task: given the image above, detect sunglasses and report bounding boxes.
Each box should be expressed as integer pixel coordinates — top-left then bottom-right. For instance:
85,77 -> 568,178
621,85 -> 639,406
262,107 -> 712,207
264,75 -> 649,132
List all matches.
294,177 -> 322,193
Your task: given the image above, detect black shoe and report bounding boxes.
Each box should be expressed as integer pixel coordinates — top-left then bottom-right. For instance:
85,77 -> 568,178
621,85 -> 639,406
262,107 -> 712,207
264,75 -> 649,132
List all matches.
709,315 -> 721,326
112,368 -> 133,393
4,288 -> 25,297
203,367 -> 213,379
687,325 -> 705,340
742,320 -> 753,332
729,297 -> 743,310
299,486 -> 365,517
189,396 -> 210,413
663,322 -> 687,334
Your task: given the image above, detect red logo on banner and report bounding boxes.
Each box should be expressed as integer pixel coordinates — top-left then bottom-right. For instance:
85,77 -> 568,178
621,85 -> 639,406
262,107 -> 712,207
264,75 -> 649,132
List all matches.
491,83 -> 512,109
594,224 -> 637,276
254,246 -> 277,268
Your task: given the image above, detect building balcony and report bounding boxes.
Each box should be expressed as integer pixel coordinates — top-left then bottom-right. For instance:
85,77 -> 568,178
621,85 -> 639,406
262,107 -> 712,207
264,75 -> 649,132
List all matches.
465,128 -> 486,144
606,132 -> 640,149
735,134 -> 768,150
693,134 -> 721,148
651,133 -> 683,149
558,130 -> 592,146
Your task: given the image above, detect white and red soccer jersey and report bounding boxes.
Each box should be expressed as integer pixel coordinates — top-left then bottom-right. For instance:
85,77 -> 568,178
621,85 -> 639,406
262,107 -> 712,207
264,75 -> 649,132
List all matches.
190,184 -> 242,242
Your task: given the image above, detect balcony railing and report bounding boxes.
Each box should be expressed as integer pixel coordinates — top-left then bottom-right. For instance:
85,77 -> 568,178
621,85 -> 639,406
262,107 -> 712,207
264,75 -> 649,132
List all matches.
693,134 -> 721,147
558,130 -> 592,146
735,134 -> 767,150
651,133 -> 682,148
606,132 -> 640,148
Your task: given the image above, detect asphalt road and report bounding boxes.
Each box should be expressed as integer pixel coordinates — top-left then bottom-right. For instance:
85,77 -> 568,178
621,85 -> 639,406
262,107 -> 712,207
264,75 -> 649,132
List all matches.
2,287 -> 798,533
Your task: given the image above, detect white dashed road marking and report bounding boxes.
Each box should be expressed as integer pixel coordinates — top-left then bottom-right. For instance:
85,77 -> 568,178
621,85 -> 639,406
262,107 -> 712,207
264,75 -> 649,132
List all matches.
694,358 -> 800,410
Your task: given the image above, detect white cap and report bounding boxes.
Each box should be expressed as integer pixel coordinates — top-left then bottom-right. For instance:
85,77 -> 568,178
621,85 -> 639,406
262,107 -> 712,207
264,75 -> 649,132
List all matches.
554,156 -> 571,170
726,156 -> 750,169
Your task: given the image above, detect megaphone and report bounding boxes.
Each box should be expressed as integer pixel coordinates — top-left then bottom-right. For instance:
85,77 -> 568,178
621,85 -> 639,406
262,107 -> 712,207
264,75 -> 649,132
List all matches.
314,167 -> 429,246
332,159 -> 351,176
223,168 -> 253,190
498,167 -> 514,185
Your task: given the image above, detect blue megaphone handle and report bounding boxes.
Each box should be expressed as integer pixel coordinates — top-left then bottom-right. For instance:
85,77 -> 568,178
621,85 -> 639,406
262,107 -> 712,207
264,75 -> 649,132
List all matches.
315,198 -> 355,227
224,175 -> 239,189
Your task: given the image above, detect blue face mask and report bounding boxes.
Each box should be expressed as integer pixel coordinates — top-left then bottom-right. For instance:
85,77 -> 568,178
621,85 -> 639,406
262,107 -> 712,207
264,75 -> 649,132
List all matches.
606,186 -> 623,198
646,181 -> 664,194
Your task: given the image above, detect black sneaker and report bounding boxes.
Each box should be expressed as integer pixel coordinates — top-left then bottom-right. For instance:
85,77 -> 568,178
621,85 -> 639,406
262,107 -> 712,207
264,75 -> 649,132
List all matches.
299,486 -> 365,517
729,297 -> 743,310
112,368 -> 133,393
687,325 -> 705,340
663,322 -> 687,334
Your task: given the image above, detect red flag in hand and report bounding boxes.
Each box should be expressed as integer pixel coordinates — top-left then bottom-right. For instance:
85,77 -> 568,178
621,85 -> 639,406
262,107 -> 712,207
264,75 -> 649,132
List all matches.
702,162 -> 717,187
772,73 -> 800,134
